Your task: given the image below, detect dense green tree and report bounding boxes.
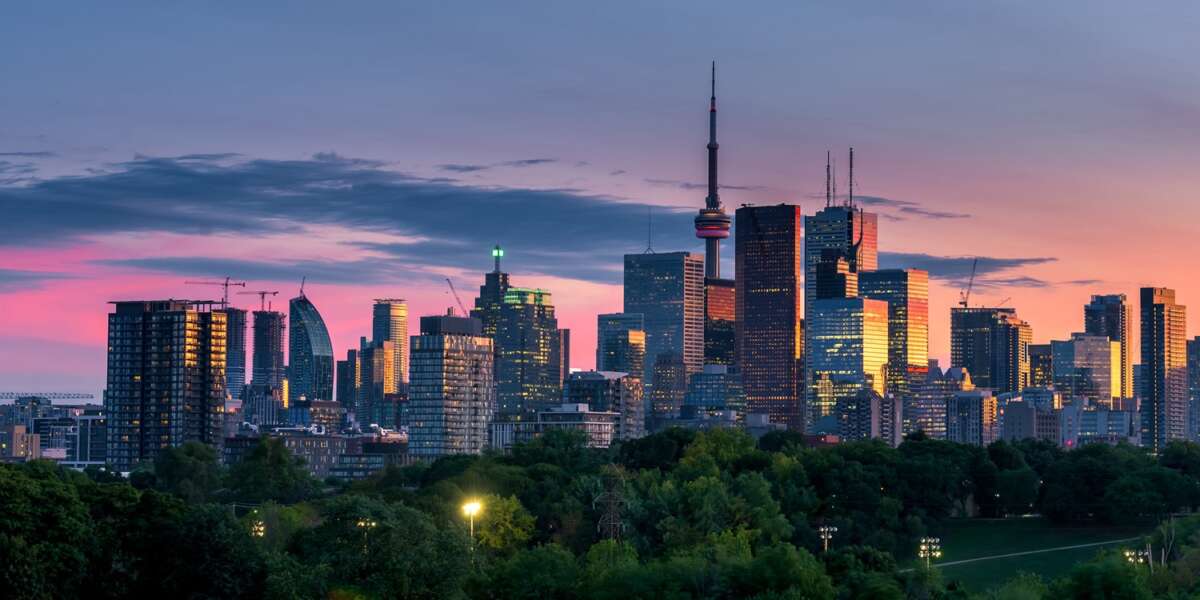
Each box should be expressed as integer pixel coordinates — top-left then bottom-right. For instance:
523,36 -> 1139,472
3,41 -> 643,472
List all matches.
474,493 -> 535,555
481,543 -> 580,599
1049,553 -> 1151,600
225,437 -> 318,504
153,441 -> 222,503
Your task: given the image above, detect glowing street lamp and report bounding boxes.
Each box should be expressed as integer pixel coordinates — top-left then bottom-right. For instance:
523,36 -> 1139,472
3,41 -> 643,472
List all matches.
919,537 -> 942,568
251,519 -> 266,538
462,500 -> 482,540
818,525 -> 838,552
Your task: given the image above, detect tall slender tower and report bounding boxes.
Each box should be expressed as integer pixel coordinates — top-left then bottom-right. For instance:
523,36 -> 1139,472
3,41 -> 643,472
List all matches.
694,62 -> 731,279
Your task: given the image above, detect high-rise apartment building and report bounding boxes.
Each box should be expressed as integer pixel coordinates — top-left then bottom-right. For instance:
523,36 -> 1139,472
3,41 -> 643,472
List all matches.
1051,333 -> 1114,407
494,287 -> 561,420
372,299 -> 408,387
623,251 -> 705,398
1085,294 -> 1133,400
1140,287 -> 1187,452
950,307 -> 1031,394
250,310 -> 286,390
736,204 -> 804,429
1188,337 -> 1200,441
408,313 -> 495,458
597,313 -> 646,379
808,297 -> 890,431
288,293 -> 334,406
105,300 -> 227,472
221,307 -> 247,401
860,269 -> 930,397
1028,344 -> 1053,388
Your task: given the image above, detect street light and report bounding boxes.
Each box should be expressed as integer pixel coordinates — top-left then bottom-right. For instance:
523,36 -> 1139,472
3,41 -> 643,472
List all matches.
251,519 -> 266,538
462,500 -> 482,540
919,537 -> 942,568
1124,547 -> 1153,573
818,525 -> 838,553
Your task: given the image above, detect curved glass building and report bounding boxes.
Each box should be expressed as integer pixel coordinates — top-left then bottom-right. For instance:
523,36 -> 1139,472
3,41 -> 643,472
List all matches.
288,293 -> 334,406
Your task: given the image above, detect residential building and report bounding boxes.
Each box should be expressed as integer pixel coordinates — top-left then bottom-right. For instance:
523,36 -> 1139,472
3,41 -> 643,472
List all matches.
563,371 -> 645,441
1141,287 -> 1187,452
946,390 -> 998,446
950,307 -> 1031,394
1085,294 -> 1133,400
372,299 -> 409,387
288,293 -> 335,407
1051,333 -> 1114,407
408,313 -> 495,458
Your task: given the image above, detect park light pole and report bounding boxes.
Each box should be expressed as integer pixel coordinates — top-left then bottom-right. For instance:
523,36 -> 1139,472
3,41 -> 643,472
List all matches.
462,500 -> 482,541
818,525 -> 837,553
919,537 -> 942,568
1125,546 -> 1153,573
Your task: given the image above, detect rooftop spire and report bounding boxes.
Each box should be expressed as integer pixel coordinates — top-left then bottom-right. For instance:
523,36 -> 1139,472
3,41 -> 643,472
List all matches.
492,244 -> 504,272
847,146 -> 855,209
705,61 -> 719,210
825,150 -> 832,208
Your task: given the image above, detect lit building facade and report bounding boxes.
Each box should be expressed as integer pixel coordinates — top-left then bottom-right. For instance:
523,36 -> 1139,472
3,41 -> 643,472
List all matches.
1051,333 -> 1113,407
946,390 -> 998,446
1085,294 -> 1133,400
736,204 -> 804,429
860,269 -> 930,397
623,251 -> 705,402
807,297 -> 889,432
597,313 -> 646,380
704,278 -> 736,367
1028,344 -> 1053,388
408,314 -> 495,458
105,300 -> 227,472
905,361 -> 973,439
357,338 -> 399,428
288,293 -> 334,406
494,287 -> 561,420
1140,287 -> 1187,452
563,371 -> 645,441
950,307 -> 1031,394
372,299 -> 409,387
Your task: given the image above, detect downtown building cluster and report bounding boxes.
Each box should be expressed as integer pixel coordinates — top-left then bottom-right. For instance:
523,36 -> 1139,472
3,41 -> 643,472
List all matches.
12,69 -> 1200,479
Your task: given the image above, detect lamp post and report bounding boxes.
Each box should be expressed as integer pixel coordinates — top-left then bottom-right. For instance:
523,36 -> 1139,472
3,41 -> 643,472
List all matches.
919,537 -> 942,568
462,500 -> 482,541
818,525 -> 837,553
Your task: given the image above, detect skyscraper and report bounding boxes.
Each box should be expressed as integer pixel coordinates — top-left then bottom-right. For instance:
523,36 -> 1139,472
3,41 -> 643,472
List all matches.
736,204 -> 804,429
105,300 -> 227,472
1028,343 -> 1053,388
623,251 -> 705,398
288,292 -> 334,406
1050,333 -> 1113,407
554,328 -> 571,384
221,307 -> 247,401
950,307 -> 1031,394
408,313 -> 495,458
1085,294 -> 1133,400
804,201 -> 878,328
335,349 -> 358,405
472,245 -> 511,338
251,309 -> 286,389
860,269 -> 930,397
808,297 -> 890,431
907,361 -> 974,439
597,313 -> 646,379
372,299 -> 408,387
494,287 -> 561,420
1140,287 -> 1187,452
357,337 -> 399,427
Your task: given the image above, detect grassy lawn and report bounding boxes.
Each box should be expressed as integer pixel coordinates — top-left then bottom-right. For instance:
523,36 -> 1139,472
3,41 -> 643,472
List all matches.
929,518 -> 1151,592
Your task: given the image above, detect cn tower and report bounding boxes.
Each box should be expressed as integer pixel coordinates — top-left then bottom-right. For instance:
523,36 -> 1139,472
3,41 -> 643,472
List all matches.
694,61 -> 731,279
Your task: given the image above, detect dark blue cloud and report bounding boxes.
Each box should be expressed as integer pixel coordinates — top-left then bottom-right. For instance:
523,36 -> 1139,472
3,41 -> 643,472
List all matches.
0,151 -> 55,158
0,268 -> 74,291
879,252 -> 1098,289
96,256 -> 430,287
3,152 -> 697,285
850,195 -> 970,220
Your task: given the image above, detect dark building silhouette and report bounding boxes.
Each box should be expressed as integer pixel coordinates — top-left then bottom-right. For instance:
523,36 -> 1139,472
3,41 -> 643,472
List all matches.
597,313 -> 646,380
251,310 -> 286,390
736,204 -> 804,429
221,307 -> 247,401
950,307 -> 1031,394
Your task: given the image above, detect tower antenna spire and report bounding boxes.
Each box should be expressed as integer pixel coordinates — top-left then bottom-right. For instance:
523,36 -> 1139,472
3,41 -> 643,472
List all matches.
694,60 -> 731,278
847,147 -> 855,209
492,244 -> 504,273
825,150 -> 832,208
644,207 -> 654,253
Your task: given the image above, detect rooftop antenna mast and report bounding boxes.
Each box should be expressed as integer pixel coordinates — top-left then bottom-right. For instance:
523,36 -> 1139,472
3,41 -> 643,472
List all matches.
299,276 -> 307,297
644,206 -> 655,253
847,147 -> 855,209
825,151 -> 832,208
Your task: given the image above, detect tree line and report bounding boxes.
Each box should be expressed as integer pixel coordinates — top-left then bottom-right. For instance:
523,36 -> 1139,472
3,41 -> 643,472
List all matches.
3,429 -> 1200,598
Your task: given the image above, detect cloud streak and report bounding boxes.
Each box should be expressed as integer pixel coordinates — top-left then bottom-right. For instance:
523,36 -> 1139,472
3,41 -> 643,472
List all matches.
0,268 -> 74,292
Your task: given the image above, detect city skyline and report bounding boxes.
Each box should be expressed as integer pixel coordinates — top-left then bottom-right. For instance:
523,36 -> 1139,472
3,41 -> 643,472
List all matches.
7,3 -> 1200,394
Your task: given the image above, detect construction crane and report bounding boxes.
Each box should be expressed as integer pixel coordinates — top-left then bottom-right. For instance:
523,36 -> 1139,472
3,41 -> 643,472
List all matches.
185,277 -> 246,307
445,278 -> 469,316
958,258 -> 978,308
239,290 -> 279,311
996,297 -> 1012,308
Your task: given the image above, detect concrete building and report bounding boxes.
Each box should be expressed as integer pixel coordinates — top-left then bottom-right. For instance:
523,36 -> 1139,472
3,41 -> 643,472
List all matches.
1001,401 -> 1059,444
408,313 -> 495,458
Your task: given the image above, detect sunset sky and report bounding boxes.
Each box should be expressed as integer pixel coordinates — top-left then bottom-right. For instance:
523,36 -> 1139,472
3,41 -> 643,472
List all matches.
5,1 -> 1200,395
